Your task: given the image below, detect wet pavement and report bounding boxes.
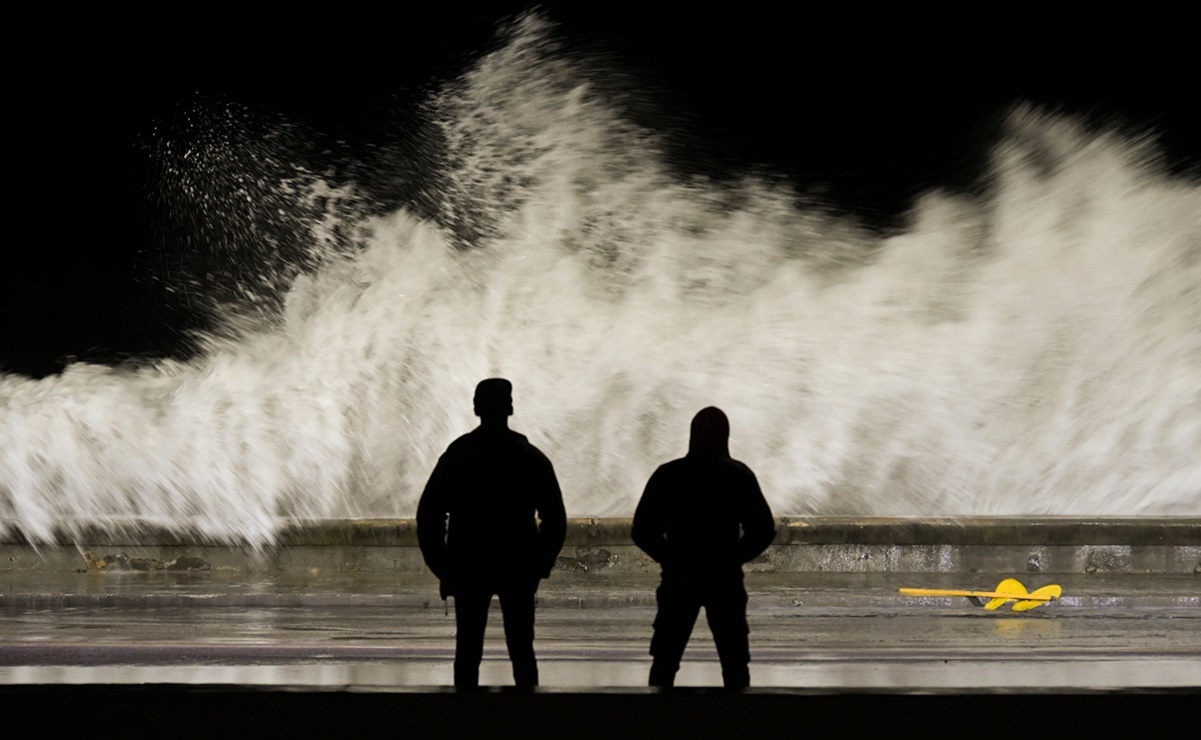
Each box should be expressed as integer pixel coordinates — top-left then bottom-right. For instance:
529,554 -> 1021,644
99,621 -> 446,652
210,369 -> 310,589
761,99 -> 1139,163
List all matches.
2,571 -> 1198,692
3,520 -> 1196,732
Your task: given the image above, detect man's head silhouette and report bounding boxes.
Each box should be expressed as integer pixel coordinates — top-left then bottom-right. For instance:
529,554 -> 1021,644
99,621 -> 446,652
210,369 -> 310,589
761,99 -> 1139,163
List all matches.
474,378 -> 514,419
688,406 -> 730,457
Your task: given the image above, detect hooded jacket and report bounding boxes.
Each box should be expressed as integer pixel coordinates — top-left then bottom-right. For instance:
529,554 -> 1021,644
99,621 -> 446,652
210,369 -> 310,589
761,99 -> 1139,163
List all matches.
631,407 -> 776,576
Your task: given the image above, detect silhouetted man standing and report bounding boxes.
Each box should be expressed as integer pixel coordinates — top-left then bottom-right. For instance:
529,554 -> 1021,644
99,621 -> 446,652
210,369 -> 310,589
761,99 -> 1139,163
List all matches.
417,378 -> 567,688
632,406 -> 776,688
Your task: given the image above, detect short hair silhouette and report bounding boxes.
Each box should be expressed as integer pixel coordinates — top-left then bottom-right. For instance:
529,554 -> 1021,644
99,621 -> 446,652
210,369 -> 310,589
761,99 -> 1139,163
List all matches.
473,377 -> 513,417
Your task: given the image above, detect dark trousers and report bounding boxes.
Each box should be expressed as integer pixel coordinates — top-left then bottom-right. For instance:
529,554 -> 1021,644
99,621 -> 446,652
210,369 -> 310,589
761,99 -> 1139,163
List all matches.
648,573 -> 750,688
453,580 -> 539,688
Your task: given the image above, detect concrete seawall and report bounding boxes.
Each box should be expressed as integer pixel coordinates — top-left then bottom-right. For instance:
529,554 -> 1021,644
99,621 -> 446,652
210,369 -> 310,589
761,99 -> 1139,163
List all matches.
3,517 -> 1199,576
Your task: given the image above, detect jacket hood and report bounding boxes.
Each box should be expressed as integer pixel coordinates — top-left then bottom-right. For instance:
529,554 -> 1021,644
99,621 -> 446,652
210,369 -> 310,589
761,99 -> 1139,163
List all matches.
687,406 -> 730,458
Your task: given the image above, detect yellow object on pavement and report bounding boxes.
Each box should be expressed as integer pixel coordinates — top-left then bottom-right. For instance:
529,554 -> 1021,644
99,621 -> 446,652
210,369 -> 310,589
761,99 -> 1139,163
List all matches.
899,578 -> 1063,611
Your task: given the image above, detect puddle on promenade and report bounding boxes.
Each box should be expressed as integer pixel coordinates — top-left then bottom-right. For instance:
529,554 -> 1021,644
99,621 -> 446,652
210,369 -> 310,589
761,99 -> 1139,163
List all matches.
3,657 -> 1199,690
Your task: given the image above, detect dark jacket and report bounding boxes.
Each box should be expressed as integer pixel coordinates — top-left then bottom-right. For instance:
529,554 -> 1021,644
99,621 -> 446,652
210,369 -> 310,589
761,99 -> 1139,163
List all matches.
632,456 -> 776,576
631,408 -> 776,577
417,426 -> 567,590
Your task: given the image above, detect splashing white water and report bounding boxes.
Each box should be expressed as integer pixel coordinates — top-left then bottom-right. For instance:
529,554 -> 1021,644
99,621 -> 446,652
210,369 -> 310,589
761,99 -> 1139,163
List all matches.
2,16 -> 1199,542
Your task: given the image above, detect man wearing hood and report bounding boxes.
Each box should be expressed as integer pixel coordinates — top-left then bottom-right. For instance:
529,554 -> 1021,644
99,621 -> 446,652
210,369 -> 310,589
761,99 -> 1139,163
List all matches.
631,406 -> 776,688
417,378 -> 567,689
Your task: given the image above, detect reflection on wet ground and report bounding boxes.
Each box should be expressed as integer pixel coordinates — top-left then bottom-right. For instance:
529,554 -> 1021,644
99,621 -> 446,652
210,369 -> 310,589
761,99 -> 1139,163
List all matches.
2,602 -> 1198,690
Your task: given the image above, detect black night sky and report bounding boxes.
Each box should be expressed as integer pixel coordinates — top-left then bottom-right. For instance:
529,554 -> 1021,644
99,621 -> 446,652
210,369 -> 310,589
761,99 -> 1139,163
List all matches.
4,5 -> 1197,378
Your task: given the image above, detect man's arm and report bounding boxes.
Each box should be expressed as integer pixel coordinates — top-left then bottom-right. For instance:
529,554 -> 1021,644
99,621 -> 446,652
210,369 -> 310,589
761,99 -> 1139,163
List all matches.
534,457 -> 567,578
631,468 -> 672,566
735,466 -> 776,564
415,453 -> 452,581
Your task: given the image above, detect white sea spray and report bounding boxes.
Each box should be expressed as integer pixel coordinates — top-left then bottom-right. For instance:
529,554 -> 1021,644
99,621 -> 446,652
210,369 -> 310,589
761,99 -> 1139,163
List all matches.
2,17 -> 1198,542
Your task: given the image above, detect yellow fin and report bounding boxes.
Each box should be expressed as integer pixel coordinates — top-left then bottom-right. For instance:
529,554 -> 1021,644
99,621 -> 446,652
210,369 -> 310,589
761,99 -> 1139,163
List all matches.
1012,584 -> 1063,611
1028,584 -> 1063,600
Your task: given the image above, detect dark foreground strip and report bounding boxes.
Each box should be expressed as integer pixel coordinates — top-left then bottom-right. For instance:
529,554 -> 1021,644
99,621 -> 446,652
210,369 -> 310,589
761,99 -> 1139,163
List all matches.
1,685 -> 1196,734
